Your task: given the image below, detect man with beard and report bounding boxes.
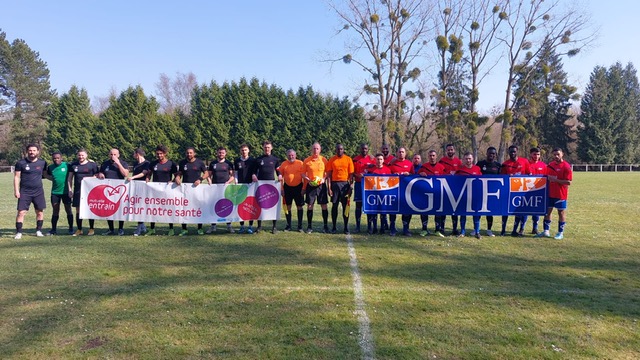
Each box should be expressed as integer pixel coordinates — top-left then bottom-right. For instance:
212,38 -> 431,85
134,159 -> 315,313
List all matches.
68,148 -> 99,236
13,144 -> 47,239
536,148 -> 572,240
45,152 -> 74,235
327,143 -> 355,234
439,144 -> 462,236
418,150 -> 447,237
352,143 -> 374,233
97,148 -> 129,236
175,147 -> 208,236
476,147 -> 502,237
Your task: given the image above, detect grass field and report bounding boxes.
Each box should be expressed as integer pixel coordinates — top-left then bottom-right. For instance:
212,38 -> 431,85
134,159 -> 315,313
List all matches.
1,172 -> 639,359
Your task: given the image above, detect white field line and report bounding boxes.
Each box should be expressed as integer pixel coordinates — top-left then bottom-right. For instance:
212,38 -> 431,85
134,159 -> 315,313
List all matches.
346,233 -> 375,360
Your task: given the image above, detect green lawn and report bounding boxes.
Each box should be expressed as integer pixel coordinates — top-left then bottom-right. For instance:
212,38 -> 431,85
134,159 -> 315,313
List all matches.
1,172 -> 639,359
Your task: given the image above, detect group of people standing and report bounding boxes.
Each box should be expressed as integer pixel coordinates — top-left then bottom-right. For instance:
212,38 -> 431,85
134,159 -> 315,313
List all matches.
12,141 -> 572,240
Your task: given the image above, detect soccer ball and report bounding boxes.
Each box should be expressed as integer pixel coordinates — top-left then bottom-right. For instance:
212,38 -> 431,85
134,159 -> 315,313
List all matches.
309,176 -> 322,187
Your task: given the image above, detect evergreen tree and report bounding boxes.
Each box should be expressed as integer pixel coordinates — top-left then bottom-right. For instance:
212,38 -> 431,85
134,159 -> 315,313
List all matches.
578,63 -> 640,163
46,85 -> 96,158
0,30 -> 53,160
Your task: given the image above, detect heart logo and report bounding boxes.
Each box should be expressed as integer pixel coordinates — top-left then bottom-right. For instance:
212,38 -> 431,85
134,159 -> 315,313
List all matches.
87,184 -> 127,217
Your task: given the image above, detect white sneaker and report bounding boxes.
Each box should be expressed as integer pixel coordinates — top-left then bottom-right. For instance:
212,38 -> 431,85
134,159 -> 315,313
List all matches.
486,230 -> 495,237
227,224 -> 235,233
14,232 -> 23,240
206,224 -> 217,234
36,230 -> 44,237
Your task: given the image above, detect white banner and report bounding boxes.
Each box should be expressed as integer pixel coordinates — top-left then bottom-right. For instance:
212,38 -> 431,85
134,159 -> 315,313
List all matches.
80,178 -> 282,223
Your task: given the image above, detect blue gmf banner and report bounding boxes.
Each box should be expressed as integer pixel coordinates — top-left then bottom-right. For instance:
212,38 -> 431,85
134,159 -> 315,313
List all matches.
362,175 -> 547,216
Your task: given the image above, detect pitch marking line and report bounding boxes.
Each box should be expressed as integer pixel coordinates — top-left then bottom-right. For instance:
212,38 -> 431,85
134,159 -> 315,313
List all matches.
346,233 -> 375,360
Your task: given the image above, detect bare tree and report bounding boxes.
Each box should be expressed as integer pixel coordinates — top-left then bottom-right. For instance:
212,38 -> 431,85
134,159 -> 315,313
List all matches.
495,0 -> 593,160
155,72 -> 197,114
328,0 -> 435,147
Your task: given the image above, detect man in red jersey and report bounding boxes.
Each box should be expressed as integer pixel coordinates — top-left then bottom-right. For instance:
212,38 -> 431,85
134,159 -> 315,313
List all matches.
352,143 -> 375,233
388,147 -> 414,236
455,153 -> 483,239
535,148 -> 572,240
419,150 -> 447,237
500,145 -> 531,237
520,147 -> 547,234
439,144 -> 462,235
365,153 -> 391,234
378,144 -> 395,233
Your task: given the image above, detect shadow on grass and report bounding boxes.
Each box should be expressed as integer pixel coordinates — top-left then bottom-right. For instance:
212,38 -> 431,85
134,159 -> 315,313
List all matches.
350,235 -> 640,319
0,233 -> 355,357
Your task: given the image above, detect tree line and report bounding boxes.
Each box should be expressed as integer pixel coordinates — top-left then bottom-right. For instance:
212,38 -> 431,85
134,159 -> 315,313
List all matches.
2,11 -> 640,165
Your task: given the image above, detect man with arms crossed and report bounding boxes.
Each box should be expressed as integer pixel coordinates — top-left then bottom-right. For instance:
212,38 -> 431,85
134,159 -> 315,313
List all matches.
327,143 -> 355,234
13,144 -> 47,239
68,148 -> 99,236
146,145 -> 178,235
277,149 -> 305,232
174,147 -> 208,236
536,148 -> 572,240
46,152 -> 74,235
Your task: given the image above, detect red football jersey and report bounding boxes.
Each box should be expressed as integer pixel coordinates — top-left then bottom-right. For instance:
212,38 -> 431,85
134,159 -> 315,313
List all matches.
529,160 -> 547,175
389,158 -> 414,175
455,165 -> 482,176
353,154 -> 375,181
419,162 -> 446,176
368,166 -> 391,175
501,157 -> 530,176
439,156 -> 462,175
548,160 -> 572,200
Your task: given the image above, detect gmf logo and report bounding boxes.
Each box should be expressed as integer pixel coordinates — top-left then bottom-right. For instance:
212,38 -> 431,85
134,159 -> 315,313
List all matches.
364,176 -> 400,191
510,177 -> 547,192
87,184 -> 127,217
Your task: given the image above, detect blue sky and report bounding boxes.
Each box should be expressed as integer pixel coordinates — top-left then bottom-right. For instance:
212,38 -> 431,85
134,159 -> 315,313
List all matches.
1,0 -> 638,114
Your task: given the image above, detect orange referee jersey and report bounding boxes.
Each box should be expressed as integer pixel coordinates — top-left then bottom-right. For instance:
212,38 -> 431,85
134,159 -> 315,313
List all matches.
303,155 -> 328,185
277,159 -> 304,186
327,155 -> 355,181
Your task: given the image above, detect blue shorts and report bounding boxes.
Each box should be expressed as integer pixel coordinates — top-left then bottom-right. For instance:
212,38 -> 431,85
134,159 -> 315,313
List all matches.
353,182 -> 363,202
548,197 -> 567,210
